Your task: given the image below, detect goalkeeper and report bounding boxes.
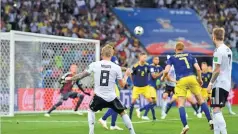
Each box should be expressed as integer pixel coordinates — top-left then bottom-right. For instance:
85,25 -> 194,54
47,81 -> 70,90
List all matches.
44,64 -> 90,117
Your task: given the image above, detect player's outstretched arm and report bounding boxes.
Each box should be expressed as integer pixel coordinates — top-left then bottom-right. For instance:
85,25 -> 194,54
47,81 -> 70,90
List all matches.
209,64 -> 221,84
151,70 -> 164,79
58,77 -> 65,84
207,64 -> 221,93
58,73 -> 70,84
161,65 -> 171,81
121,67 -> 127,72
166,74 -> 177,83
66,62 -> 95,81
66,71 -> 91,81
118,68 -> 131,88
207,50 -> 222,91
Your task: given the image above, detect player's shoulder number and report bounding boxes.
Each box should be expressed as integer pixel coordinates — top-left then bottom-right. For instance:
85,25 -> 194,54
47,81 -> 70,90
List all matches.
225,48 -> 232,65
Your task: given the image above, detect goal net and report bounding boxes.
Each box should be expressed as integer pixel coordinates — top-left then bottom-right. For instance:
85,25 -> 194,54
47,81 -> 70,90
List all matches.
0,31 -> 100,117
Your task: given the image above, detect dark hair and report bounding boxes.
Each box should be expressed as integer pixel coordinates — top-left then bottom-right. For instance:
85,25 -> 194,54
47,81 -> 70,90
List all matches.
139,52 -> 147,56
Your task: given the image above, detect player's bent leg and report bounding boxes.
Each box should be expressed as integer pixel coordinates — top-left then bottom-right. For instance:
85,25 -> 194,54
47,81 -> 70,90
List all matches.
130,98 -> 137,119
161,95 -> 176,119
190,80 -> 213,128
119,111 -> 136,134
177,97 -> 187,125
130,86 -> 140,120
161,92 -> 169,117
213,107 -> 227,134
45,96 -> 64,116
88,110 -> 96,134
99,108 -> 114,130
101,109 -> 113,121
141,97 -> 154,120
148,87 -> 157,120
111,97 -> 135,134
211,88 -> 229,134
74,94 -> 84,115
187,96 -> 201,118
89,95 -> 109,133
110,111 -> 123,130
199,88 -> 209,113
177,96 -> 189,134
226,101 -> 236,115
150,97 -> 157,120
109,85 -> 123,130
194,93 -> 213,130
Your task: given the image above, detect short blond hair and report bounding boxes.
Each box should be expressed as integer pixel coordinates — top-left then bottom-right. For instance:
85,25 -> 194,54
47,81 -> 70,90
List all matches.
213,27 -> 225,41
101,44 -> 114,57
176,42 -> 184,51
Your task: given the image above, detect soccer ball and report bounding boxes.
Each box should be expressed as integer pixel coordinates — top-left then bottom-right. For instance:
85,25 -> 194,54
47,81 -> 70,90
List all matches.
134,26 -> 144,35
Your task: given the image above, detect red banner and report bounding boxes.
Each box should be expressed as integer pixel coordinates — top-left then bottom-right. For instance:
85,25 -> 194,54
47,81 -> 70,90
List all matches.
17,88 -> 238,112
230,89 -> 238,105
18,88 -> 93,111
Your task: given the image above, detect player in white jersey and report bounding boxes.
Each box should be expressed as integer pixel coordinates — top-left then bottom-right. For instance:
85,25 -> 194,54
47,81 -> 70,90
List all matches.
207,28 -> 232,134
66,45 -> 136,134
161,55 -> 176,117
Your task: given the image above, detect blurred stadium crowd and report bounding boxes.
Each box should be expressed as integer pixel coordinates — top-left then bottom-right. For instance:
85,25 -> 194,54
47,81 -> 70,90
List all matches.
1,0 -> 238,88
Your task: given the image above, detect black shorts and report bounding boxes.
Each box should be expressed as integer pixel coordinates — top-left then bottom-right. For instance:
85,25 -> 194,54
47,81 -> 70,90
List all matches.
89,95 -> 126,114
163,85 -> 175,97
211,88 -> 229,108
60,91 -> 82,100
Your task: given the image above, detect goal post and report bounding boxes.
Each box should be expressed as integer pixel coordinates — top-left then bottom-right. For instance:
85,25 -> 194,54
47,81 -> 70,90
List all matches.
0,30 -> 100,117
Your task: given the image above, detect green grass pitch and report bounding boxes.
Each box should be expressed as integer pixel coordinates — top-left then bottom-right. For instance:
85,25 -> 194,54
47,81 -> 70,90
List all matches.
1,106 -> 238,134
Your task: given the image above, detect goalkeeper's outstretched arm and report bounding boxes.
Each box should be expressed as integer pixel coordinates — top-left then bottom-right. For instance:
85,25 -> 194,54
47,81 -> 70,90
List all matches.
66,71 -> 91,81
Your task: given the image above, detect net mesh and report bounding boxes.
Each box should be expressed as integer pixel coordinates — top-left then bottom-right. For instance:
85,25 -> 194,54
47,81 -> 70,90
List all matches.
1,32 -> 98,115
0,40 -> 10,115
15,41 -> 96,112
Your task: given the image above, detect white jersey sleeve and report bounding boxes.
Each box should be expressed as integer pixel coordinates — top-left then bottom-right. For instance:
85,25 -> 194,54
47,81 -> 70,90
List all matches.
212,44 -> 232,91
213,50 -> 222,65
86,62 -> 96,74
116,66 -> 123,80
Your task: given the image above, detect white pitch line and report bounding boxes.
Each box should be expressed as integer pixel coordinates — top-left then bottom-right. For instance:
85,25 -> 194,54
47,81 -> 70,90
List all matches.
0,120 -> 174,124
1,115 -> 237,124
0,117 -> 198,124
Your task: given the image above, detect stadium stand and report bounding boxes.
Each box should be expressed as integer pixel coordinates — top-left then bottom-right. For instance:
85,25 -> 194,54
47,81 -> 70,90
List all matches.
1,0 -> 144,68
1,0 -> 237,61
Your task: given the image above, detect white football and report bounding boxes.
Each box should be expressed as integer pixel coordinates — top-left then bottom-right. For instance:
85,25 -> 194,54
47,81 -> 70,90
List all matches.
134,26 -> 144,35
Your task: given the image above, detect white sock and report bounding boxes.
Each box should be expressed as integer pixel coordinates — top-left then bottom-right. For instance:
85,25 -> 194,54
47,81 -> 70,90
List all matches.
162,99 -> 168,114
213,113 -> 220,134
122,114 -> 136,134
88,110 -> 95,134
226,102 -> 232,113
198,107 -> 201,113
213,111 -> 227,134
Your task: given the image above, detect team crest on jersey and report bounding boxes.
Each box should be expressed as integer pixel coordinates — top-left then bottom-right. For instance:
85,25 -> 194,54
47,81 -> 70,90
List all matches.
138,69 -> 140,72
213,57 -> 218,62
145,67 -> 147,72
208,74 -> 210,78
